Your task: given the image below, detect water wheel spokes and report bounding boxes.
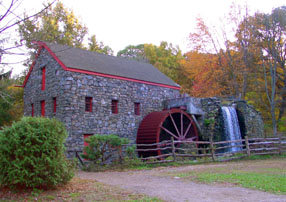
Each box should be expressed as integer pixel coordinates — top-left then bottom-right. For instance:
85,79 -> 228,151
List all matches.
161,111 -> 195,141
136,109 -> 199,158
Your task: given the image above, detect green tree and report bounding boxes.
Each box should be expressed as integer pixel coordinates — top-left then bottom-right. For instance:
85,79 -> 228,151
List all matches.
144,42 -> 191,93
0,77 -> 23,127
117,44 -> 147,62
88,35 -> 113,55
18,1 -> 113,62
18,1 -> 88,49
117,42 -> 190,92
250,7 -> 286,136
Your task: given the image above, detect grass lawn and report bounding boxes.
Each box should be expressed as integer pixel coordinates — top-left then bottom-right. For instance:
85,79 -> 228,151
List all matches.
163,155 -> 286,194
0,177 -> 163,202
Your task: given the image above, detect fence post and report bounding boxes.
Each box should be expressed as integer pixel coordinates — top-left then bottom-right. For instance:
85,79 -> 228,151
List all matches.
171,137 -> 176,162
278,135 -> 282,155
245,136 -> 251,157
209,136 -> 215,162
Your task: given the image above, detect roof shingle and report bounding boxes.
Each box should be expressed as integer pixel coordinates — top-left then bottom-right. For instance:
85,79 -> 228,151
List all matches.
45,42 -> 179,88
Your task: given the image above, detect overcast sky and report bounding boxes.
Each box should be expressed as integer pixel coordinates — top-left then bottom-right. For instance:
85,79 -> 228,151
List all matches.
2,0 -> 286,75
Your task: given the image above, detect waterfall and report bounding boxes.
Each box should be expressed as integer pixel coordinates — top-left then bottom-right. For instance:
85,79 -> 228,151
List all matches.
222,106 -> 242,152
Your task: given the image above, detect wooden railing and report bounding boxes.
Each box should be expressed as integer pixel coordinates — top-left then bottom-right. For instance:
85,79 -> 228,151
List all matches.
133,136 -> 286,163
68,136 -> 286,165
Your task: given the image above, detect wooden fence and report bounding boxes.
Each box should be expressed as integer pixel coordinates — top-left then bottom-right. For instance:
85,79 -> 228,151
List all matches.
133,136 -> 286,163
70,136 -> 286,166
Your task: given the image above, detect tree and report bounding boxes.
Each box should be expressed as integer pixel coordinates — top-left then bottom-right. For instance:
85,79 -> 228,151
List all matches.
144,42 -> 190,91
117,44 -> 147,62
18,1 -> 113,59
117,42 -> 190,92
0,76 -> 23,127
0,0 -> 55,126
88,35 -> 113,56
250,7 -> 286,136
0,0 -> 56,66
18,1 -> 88,50
179,51 -> 226,97
187,5 -> 260,99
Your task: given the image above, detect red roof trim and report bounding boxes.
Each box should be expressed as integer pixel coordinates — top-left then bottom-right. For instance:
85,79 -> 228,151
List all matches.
21,41 -> 181,90
20,41 -> 68,88
66,67 -> 181,90
20,46 -> 43,87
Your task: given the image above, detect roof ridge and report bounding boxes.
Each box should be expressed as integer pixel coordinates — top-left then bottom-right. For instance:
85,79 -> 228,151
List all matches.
42,41 -> 180,89
44,42 -> 152,66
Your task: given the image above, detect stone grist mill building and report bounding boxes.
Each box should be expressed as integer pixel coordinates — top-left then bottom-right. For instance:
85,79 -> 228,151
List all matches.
22,41 -> 264,157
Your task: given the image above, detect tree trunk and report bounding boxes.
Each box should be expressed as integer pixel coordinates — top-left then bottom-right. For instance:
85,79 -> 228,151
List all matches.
271,106 -> 278,137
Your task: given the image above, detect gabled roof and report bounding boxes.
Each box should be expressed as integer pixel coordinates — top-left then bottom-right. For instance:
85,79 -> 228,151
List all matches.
22,41 -> 180,90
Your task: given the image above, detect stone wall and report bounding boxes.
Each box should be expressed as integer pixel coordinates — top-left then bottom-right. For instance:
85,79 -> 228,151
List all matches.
234,100 -> 264,138
24,48 -> 180,152
163,97 -> 264,142
200,98 -> 225,142
23,49 -> 67,121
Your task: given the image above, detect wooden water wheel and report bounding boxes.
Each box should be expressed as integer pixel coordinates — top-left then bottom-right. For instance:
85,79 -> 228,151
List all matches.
136,109 -> 199,157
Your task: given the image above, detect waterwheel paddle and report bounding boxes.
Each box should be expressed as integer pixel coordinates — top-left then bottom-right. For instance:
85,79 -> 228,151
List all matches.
136,109 -> 199,158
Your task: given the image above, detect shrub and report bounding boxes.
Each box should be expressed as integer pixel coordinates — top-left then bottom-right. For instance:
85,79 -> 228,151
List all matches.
0,117 -> 74,189
82,134 -> 129,164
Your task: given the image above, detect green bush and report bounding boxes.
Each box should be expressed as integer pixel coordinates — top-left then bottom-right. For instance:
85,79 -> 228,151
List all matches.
82,134 -> 129,164
0,117 -> 74,189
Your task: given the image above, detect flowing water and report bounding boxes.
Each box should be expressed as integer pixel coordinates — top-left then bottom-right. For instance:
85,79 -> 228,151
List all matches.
222,106 -> 242,152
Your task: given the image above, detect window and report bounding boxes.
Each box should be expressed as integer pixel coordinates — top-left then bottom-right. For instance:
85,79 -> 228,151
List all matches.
53,97 -> 57,113
40,100 -> 45,117
41,67 -> 46,91
134,102 -> 140,115
85,97 -> 92,112
31,103 -> 34,117
111,100 -> 118,114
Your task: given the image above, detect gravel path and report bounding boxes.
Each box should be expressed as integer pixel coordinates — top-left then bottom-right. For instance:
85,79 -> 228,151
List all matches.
77,165 -> 286,202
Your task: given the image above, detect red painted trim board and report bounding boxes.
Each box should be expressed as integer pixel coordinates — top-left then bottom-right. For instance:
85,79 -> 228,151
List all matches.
21,41 -> 181,90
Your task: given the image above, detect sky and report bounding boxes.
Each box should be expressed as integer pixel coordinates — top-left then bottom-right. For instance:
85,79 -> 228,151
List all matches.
2,0 -> 286,75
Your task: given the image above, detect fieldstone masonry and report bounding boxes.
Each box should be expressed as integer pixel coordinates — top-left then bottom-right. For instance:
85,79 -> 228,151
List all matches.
24,49 -> 180,153
234,100 -> 264,138
163,97 -> 264,141
24,43 -> 264,156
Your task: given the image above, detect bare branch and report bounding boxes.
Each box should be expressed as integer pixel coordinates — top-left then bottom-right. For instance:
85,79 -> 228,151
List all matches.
0,0 -> 16,22
0,0 -> 56,34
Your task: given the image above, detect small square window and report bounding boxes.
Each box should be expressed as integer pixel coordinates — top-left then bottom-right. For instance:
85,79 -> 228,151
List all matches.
111,100 -> 118,114
134,102 -> 140,115
85,97 -> 92,112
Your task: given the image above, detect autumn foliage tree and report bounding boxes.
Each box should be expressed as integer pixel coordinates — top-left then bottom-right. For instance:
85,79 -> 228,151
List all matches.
183,5 -> 286,136
180,51 -> 226,97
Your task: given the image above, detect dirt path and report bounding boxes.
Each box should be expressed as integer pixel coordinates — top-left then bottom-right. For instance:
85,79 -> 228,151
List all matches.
78,164 -> 286,202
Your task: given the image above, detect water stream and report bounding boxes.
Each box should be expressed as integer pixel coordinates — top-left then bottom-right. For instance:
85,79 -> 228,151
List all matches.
222,106 -> 242,152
